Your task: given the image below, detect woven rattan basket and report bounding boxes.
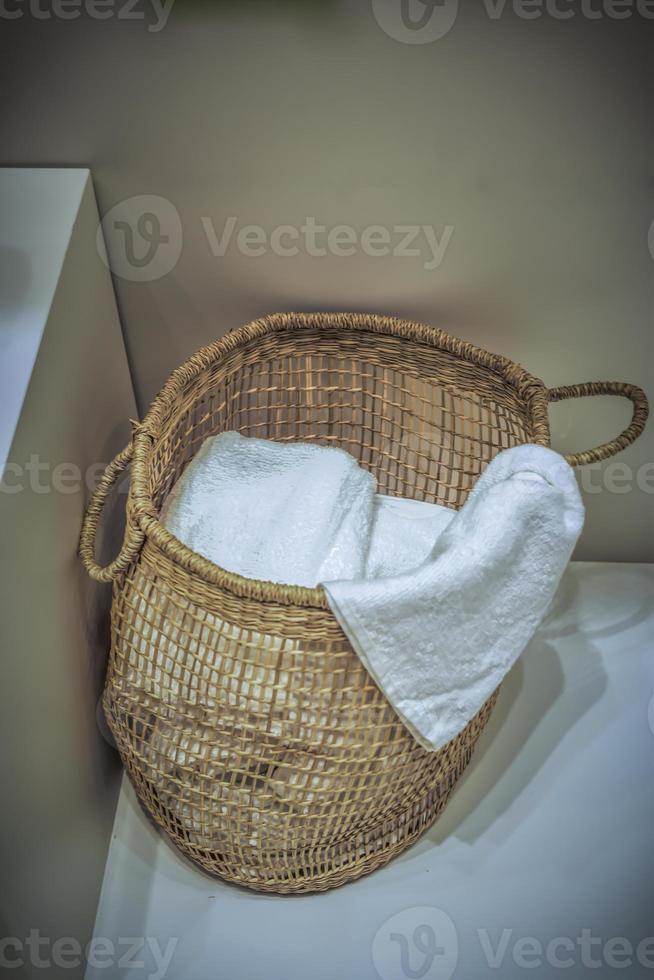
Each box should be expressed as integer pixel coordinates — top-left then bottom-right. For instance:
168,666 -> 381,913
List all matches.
80,312 -> 648,893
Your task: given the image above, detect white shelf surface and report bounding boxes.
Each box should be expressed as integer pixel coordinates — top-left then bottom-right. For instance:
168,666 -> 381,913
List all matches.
0,168 -> 90,469
89,562 -> 654,980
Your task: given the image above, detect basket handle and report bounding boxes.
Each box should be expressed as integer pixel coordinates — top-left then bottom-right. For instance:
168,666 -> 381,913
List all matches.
547,381 -> 649,467
79,442 -> 146,583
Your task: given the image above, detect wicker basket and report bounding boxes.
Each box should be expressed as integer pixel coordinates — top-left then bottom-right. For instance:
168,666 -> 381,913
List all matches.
80,313 -> 648,893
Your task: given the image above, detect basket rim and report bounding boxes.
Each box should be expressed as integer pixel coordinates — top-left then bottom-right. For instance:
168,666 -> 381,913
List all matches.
128,312 -> 551,609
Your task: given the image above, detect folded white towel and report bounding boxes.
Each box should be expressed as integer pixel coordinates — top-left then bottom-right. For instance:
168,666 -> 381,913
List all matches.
160,431 -> 376,587
324,444 -> 584,751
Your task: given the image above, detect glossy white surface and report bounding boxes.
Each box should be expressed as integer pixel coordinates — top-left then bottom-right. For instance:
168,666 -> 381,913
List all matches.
89,562 -> 654,980
0,168 -> 90,468
0,168 -> 137,980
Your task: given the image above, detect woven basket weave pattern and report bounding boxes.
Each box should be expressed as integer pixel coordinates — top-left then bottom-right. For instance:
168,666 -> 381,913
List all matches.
84,313 -> 648,893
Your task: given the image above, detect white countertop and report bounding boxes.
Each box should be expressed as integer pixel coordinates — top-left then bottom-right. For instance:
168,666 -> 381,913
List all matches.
89,562 -> 654,980
0,168 -> 90,469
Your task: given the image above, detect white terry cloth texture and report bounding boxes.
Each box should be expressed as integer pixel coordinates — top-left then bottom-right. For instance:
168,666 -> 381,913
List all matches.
161,431 -> 457,586
160,430 -> 376,587
324,444 -> 584,751
365,495 -> 456,579
160,432 -> 584,753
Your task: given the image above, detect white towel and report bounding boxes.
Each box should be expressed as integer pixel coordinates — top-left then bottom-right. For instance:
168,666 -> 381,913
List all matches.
160,431 -> 376,587
324,444 -> 584,751
365,494 -> 456,579
161,433 -> 584,754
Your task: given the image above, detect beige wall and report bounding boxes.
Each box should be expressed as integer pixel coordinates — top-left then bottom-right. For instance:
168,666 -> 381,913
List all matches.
0,3 -> 652,560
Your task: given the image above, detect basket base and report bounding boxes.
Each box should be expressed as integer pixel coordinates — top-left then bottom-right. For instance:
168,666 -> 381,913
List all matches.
124,718 -> 490,895
108,674 -> 499,895
174,782 -> 459,895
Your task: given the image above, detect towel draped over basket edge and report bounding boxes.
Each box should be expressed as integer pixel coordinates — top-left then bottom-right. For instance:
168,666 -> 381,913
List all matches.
77,312 -> 649,894
159,432 -> 585,752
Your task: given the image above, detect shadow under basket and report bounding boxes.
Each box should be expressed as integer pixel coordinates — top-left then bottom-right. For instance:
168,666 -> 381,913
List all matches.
80,312 -> 648,893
